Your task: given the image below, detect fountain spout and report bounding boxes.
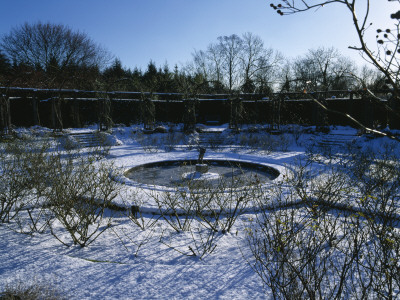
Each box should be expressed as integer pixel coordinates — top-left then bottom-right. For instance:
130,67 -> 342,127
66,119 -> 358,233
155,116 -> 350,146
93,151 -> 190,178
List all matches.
196,147 -> 208,173
198,147 -> 206,164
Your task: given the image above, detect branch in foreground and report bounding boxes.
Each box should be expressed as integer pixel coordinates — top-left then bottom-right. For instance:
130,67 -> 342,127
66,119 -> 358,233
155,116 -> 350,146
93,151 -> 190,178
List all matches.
304,91 -> 400,142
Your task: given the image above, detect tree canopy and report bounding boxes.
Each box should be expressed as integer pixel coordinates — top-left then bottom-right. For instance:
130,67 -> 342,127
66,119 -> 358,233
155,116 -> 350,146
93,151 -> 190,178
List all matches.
0,22 -> 110,89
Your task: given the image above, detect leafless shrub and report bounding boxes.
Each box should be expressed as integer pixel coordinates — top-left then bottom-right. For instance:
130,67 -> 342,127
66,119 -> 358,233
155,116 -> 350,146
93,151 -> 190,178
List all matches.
288,124 -> 304,146
246,159 -> 359,298
194,179 -> 257,234
0,137 -> 53,227
162,131 -> 184,151
134,131 -> 159,153
126,191 -> 159,231
89,143 -> 112,161
259,134 -> 291,153
246,145 -> 400,299
45,149 -> 121,247
237,132 -> 291,153
345,143 -> 400,298
151,175 -> 257,258
152,189 -> 198,233
114,189 -> 160,257
205,134 -> 225,151
0,141 -> 31,223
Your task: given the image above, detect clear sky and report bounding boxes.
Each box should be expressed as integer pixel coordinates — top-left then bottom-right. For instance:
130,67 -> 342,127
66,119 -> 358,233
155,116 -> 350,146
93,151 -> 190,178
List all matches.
0,0 -> 397,71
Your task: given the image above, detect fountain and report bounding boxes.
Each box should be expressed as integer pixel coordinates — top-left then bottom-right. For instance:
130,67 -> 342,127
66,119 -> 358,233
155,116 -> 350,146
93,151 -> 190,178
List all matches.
181,147 -> 221,183
123,147 -> 280,190
195,147 -> 208,173
117,144 -> 283,215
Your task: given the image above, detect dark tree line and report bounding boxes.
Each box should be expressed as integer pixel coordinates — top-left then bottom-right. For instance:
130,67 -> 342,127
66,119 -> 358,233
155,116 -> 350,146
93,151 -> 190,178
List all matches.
100,59 -> 202,94
0,22 -> 242,95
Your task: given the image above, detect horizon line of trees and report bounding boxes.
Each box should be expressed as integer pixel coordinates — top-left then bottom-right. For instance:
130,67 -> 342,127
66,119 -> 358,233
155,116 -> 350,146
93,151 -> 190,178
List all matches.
0,22 -> 389,96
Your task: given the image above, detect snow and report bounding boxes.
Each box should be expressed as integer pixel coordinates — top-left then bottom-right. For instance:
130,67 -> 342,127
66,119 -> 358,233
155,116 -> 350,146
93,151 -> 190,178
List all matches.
1,124 -> 399,299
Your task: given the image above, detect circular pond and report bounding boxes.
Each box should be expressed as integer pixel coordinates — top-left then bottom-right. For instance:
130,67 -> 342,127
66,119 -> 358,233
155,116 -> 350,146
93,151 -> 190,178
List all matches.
124,159 -> 280,189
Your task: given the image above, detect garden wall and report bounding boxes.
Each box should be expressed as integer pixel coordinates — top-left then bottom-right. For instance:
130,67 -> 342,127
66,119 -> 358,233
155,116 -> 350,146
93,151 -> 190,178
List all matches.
2,88 -> 396,129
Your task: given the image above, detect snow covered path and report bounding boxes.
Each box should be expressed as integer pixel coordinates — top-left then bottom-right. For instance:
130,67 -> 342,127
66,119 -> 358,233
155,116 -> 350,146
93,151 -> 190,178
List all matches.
0,215 -> 269,299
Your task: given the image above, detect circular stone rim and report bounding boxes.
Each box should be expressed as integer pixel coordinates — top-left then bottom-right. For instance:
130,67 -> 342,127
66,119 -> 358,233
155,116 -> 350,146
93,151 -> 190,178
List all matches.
119,158 -> 282,193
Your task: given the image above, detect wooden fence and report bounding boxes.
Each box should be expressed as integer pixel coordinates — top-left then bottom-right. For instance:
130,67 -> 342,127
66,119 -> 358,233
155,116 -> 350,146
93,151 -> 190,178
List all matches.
0,87 -> 396,131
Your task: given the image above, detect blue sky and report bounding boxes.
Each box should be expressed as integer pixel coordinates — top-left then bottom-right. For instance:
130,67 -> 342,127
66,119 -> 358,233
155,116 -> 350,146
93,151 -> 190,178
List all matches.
0,0 -> 397,71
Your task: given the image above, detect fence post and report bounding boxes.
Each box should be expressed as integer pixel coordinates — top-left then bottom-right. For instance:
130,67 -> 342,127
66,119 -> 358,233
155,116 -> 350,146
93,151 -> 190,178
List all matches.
362,92 -> 374,129
229,97 -> 243,131
32,92 -> 39,126
183,98 -> 196,133
51,96 -> 63,132
72,94 -> 80,128
141,94 -> 155,131
0,93 -> 12,135
270,94 -> 282,131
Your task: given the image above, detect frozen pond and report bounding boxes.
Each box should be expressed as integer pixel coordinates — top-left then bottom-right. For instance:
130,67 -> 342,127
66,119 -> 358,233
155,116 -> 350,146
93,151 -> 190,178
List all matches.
125,159 -> 280,189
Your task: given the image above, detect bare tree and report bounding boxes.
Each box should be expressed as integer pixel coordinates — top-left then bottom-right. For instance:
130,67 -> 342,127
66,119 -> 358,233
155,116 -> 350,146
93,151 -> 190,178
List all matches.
1,21 -> 111,89
292,47 -> 356,91
270,0 -> 400,99
241,32 -> 283,93
217,34 -> 243,93
191,33 -> 282,93
0,22 -> 111,131
192,50 -> 211,81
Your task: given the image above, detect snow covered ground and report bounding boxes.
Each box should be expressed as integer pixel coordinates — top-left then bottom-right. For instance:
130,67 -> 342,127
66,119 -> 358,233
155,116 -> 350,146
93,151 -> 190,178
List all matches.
0,124 -> 399,299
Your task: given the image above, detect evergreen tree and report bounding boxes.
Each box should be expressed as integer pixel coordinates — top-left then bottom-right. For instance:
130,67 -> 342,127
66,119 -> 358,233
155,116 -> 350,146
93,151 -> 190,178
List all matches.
0,51 -> 11,84
142,60 -> 158,91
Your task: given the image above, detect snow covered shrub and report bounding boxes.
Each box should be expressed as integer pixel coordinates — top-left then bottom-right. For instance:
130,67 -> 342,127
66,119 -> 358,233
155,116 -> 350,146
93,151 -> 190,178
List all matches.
0,141 -> 31,223
257,134 -> 291,153
288,124 -> 304,145
246,159 -> 361,298
154,125 -> 168,133
276,134 -> 291,151
46,149 -> 121,247
236,132 -> 291,152
205,133 -> 225,150
184,132 -> 199,150
152,176 -> 258,258
238,133 -> 249,146
1,279 -> 65,300
162,131 -> 184,151
59,135 -> 80,150
247,146 -> 400,299
134,131 -> 160,153
0,137 -> 53,226
12,138 -> 55,234
344,143 -> 400,298
94,131 -> 122,147
192,180 -> 258,234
